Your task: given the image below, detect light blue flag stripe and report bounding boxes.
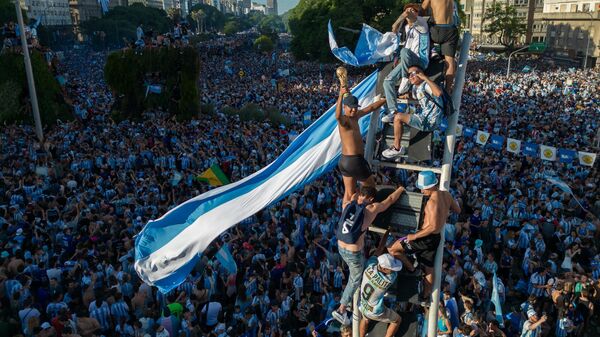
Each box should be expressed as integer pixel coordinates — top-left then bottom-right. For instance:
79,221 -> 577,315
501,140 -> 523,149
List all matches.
216,243 -> 237,275
492,273 -> 504,327
135,71 -> 379,292
328,20 -> 399,67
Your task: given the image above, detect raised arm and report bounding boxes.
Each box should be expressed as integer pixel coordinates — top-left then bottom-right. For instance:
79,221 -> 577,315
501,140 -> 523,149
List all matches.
392,9 -> 409,33
418,72 -> 443,97
371,185 -> 405,214
335,89 -> 346,121
357,97 -> 387,118
421,0 -> 431,12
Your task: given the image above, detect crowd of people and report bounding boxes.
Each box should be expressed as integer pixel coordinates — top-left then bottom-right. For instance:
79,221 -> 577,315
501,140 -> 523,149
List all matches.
1,15 -> 599,337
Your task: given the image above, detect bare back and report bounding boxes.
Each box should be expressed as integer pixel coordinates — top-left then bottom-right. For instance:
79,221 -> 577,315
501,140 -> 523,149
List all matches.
338,116 -> 364,156
430,0 -> 454,25
422,190 -> 457,234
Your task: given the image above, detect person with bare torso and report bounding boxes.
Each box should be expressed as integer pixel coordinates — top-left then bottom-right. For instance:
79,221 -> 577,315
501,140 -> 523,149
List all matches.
335,66 -> 386,202
388,171 -> 460,303
332,184 -> 406,324
421,0 -> 460,90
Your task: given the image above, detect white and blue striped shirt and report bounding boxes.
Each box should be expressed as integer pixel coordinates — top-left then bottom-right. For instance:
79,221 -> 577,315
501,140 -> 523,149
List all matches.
110,300 -> 130,321
90,301 -> 111,330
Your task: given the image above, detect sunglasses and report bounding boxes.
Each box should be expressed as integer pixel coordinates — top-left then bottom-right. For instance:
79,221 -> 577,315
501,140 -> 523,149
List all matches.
409,71 -> 419,78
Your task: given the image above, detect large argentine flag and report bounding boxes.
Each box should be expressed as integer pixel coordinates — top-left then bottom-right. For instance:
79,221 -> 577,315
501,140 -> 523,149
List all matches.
328,20 -> 399,67
135,71 -> 379,292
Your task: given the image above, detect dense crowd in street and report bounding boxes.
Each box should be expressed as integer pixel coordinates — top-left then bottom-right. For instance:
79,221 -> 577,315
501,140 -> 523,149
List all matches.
0,32 -> 599,337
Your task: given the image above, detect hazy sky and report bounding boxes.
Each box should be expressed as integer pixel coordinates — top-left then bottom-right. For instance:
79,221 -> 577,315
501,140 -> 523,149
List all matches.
277,0 -> 299,14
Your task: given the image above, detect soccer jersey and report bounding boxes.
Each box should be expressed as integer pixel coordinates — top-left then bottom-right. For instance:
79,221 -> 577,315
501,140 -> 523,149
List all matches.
359,257 -> 397,317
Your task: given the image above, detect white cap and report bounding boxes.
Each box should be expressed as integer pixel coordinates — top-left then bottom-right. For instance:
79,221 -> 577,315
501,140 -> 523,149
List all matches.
16,228 -> 23,235
41,322 -> 51,329
527,309 -> 537,319
377,254 -> 403,271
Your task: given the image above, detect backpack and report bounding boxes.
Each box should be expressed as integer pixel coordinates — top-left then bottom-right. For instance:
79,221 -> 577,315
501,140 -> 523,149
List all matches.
422,88 -> 454,118
336,201 -> 367,244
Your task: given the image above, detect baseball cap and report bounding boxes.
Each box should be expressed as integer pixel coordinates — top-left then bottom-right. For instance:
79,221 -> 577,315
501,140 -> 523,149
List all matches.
16,228 -> 23,235
342,95 -> 359,109
416,171 -> 438,190
527,309 -> 537,319
377,254 -> 403,271
41,322 -> 52,329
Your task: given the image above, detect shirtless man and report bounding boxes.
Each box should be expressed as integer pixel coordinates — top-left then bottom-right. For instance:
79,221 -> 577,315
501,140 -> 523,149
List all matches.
388,170 -> 460,302
421,0 -> 460,90
335,66 -> 386,201
332,184 -> 406,324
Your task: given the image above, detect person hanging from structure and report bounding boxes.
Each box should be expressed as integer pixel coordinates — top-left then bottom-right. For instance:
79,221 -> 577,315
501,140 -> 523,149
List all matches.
421,0 -> 460,91
388,171 -> 460,305
335,66 -> 386,200
380,3 -> 430,124
381,64 -> 444,159
358,230 -> 404,337
331,184 -> 406,325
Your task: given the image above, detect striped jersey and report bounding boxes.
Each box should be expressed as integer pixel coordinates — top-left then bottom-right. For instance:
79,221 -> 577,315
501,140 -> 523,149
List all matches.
359,257 -> 397,317
404,17 -> 430,70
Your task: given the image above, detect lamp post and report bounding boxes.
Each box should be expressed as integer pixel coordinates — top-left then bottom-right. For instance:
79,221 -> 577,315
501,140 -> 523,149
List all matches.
507,45 -> 530,77
15,0 -> 43,142
583,12 -> 593,69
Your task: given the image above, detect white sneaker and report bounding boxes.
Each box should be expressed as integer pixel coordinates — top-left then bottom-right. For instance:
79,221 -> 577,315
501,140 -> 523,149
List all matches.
382,146 -> 406,159
381,112 -> 396,123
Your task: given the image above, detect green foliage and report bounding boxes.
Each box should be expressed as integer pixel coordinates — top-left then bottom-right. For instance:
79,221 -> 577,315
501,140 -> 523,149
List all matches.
82,4 -> 172,46
0,52 -> 71,125
483,3 -> 526,47
223,20 -> 242,35
254,35 -> 274,53
104,47 -> 200,119
0,0 -> 26,25
288,0 -> 408,62
187,3 -> 226,32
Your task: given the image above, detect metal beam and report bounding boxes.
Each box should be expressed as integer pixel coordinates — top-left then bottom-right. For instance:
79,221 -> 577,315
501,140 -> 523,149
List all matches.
427,32 -> 472,337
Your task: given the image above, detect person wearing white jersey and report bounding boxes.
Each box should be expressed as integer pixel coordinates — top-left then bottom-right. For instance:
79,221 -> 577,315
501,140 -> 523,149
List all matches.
382,3 -> 430,122
358,232 -> 403,337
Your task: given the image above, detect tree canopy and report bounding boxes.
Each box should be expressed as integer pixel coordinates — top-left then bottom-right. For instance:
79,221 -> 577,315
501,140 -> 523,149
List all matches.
82,4 -> 172,46
288,0 -> 410,62
254,35 -> 274,53
483,3 -> 526,48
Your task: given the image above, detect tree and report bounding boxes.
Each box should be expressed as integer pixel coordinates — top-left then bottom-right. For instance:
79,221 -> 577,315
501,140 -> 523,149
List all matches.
483,3 -> 526,48
254,35 -> 274,53
288,0 -> 409,61
0,0 -> 26,24
223,20 -> 241,35
190,9 -> 206,33
166,7 -> 181,22
187,3 -> 225,32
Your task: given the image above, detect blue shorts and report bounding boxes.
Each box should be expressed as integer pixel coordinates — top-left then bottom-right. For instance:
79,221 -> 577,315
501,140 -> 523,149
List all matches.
408,114 -> 433,131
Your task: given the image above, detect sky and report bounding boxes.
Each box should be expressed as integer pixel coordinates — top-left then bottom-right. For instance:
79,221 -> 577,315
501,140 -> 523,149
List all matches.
277,0 -> 299,14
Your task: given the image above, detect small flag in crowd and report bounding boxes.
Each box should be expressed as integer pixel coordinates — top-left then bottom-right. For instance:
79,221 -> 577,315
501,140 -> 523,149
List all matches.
463,127 -> 476,138
489,134 -> 504,151
492,273 -> 504,327
558,149 -> 577,164
540,145 -> 557,161
545,175 -> 588,211
506,138 -> 521,154
522,142 -> 539,157
197,164 -> 230,186
578,151 -> 597,167
215,243 -> 237,275
455,124 -> 463,137
476,130 -> 489,146
303,111 -> 312,126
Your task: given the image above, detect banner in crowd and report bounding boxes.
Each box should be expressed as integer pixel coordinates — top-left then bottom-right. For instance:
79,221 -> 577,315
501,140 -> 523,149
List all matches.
545,175 -> 588,211
197,164 -> 230,187
463,127 -> 596,167
135,71 -> 379,292
215,243 -> 237,275
492,273 -> 504,327
328,21 -> 398,67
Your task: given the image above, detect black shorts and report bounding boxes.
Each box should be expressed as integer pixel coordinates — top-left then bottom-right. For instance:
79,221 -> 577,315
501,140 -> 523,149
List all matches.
430,25 -> 459,57
338,154 -> 371,181
401,233 -> 441,268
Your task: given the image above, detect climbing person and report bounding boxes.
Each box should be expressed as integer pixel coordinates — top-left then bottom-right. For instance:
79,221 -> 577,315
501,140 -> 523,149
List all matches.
381,3 -> 430,122
381,65 -> 443,159
332,184 -> 406,324
388,171 -> 460,304
335,66 -> 386,200
358,230 -> 403,337
421,0 -> 460,91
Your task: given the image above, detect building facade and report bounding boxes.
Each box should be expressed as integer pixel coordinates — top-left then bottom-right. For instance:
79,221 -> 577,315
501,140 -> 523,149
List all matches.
22,0 -> 72,26
266,0 -> 277,15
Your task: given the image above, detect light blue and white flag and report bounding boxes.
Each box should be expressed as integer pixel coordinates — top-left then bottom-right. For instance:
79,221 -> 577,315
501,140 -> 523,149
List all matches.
328,20 -> 399,67
492,273 -> 504,327
544,175 -> 587,211
135,71 -> 379,292
215,243 -> 237,275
